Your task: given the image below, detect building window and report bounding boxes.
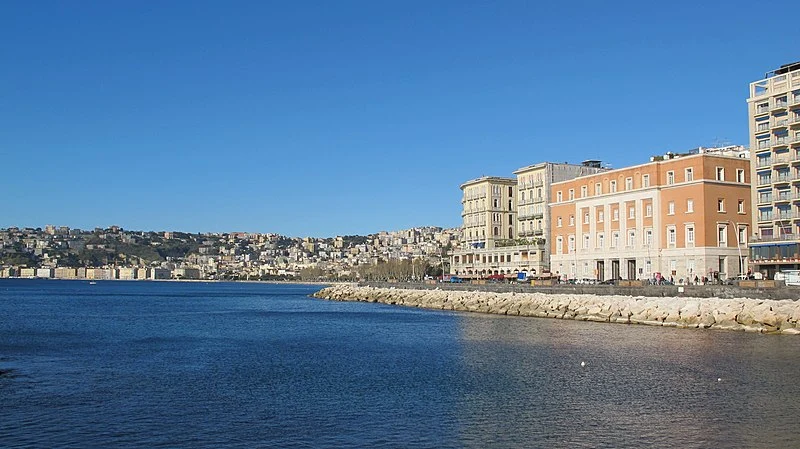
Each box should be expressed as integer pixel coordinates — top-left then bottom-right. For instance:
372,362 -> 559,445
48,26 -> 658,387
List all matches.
597,233 -> 604,248
718,199 -> 725,212
583,234 -> 589,249
718,225 -> 727,247
568,235 -> 575,253
738,200 -> 745,214
557,191 -> 562,202
668,201 -> 675,215
687,199 -> 694,213
556,236 -> 563,254
610,180 -> 617,193
568,189 -> 575,200
557,217 -> 562,227
584,213 -> 590,224
581,185 -> 588,198
611,231 -> 619,248
625,177 -> 633,190
686,225 -> 695,245
736,169 -> 745,183
642,174 -> 650,188
738,227 -> 747,245
645,204 -> 652,217
594,183 -> 602,195
645,229 -> 653,246
569,215 -> 575,226
716,167 -> 724,181
628,206 -> 635,219
667,171 -> 675,185
685,167 -> 693,182
613,208 -> 619,221
627,230 -> 636,246
667,226 -> 676,246
598,210 -> 604,222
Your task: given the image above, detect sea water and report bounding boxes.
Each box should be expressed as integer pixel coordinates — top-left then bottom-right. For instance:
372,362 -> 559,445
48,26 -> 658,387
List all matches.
1,279 -> 799,448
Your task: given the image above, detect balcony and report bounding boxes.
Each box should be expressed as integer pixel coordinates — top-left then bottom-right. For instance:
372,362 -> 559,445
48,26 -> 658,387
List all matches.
532,196 -> 544,203
751,233 -> 800,243
772,157 -> 791,166
755,106 -> 770,115
757,177 -> 772,187
756,158 -> 773,168
792,96 -> 800,106
758,195 -> 773,204
774,101 -> 789,110
774,137 -> 790,148
758,215 -> 774,222
773,119 -> 789,129
532,212 -> 544,219
533,181 -> 544,187
774,174 -> 791,184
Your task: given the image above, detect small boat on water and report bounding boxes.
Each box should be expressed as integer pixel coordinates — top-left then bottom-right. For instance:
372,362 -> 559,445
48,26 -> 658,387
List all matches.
89,281 -> 97,285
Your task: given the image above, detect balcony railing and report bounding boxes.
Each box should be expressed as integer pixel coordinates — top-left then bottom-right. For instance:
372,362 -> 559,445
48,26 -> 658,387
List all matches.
751,233 -> 800,242
756,106 -> 770,115
758,196 -> 773,203
757,159 -> 773,167
775,101 -> 789,109
774,119 -> 789,128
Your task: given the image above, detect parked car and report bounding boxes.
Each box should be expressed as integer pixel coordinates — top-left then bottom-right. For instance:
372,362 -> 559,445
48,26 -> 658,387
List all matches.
449,276 -> 464,283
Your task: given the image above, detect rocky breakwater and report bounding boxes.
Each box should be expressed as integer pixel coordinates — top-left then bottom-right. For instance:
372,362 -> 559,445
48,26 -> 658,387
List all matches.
312,284 -> 800,334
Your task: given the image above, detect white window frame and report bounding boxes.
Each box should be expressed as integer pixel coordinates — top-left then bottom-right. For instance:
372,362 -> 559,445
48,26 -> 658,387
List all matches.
642,174 -> 650,188
687,199 -> 694,213
716,167 -> 725,181
685,167 -> 693,182
668,201 -> 675,215
667,171 -> 675,185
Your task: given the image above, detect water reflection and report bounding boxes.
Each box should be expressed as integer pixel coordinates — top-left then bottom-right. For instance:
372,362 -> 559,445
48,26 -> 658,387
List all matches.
454,314 -> 800,448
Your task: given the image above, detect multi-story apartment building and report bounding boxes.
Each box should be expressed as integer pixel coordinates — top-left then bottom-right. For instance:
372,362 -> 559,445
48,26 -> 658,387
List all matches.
550,151 -> 751,283
459,176 -> 517,250
747,61 -> 800,277
451,162 -> 606,278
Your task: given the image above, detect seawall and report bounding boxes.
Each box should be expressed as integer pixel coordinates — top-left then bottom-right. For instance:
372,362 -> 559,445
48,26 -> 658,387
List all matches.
312,284 -> 800,334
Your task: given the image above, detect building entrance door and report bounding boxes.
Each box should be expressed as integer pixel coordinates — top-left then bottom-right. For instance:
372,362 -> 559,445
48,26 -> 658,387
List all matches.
597,260 -> 605,281
611,260 -> 620,280
627,259 -> 637,280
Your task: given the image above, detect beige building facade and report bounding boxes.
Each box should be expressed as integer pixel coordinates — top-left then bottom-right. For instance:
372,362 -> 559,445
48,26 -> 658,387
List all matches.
450,162 -> 606,278
550,152 -> 751,283
748,61 -> 800,277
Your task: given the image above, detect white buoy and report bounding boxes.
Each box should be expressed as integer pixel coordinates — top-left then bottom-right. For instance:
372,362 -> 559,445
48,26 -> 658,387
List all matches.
581,361 -> 586,367
717,378 -> 722,382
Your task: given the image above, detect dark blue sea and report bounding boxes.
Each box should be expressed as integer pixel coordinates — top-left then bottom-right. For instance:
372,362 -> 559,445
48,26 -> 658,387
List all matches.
1,280 -> 799,448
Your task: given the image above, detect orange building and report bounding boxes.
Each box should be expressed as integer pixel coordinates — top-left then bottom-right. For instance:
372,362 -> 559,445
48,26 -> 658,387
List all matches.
549,150 -> 751,283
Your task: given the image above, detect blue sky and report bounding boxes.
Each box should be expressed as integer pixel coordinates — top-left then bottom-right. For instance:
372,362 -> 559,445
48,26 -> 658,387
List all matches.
1,1 -> 798,237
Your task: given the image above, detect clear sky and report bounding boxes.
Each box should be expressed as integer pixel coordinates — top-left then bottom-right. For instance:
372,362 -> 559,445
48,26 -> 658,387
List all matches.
1,1 -> 798,237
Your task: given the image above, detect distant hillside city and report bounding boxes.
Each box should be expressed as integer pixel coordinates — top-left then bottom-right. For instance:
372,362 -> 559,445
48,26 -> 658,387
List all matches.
0,225 -> 461,281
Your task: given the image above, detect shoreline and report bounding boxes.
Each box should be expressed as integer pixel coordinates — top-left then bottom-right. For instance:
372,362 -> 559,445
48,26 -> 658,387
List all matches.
312,284 -> 800,334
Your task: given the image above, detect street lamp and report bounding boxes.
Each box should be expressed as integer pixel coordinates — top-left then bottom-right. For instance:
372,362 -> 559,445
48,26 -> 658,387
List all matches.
729,220 -> 744,277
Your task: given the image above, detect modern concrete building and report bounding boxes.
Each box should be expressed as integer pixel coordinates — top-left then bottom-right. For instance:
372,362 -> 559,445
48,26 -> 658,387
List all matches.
747,61 -> 800,278
550,151 -> 751,283
450,162 -> 606,278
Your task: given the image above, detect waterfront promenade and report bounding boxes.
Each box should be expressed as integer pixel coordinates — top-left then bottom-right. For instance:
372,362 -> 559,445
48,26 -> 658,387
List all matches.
313,283 -> 800,334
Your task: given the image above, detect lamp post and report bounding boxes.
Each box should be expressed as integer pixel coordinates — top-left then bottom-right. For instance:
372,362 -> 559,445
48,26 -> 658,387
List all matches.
729,220 -> 744,277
